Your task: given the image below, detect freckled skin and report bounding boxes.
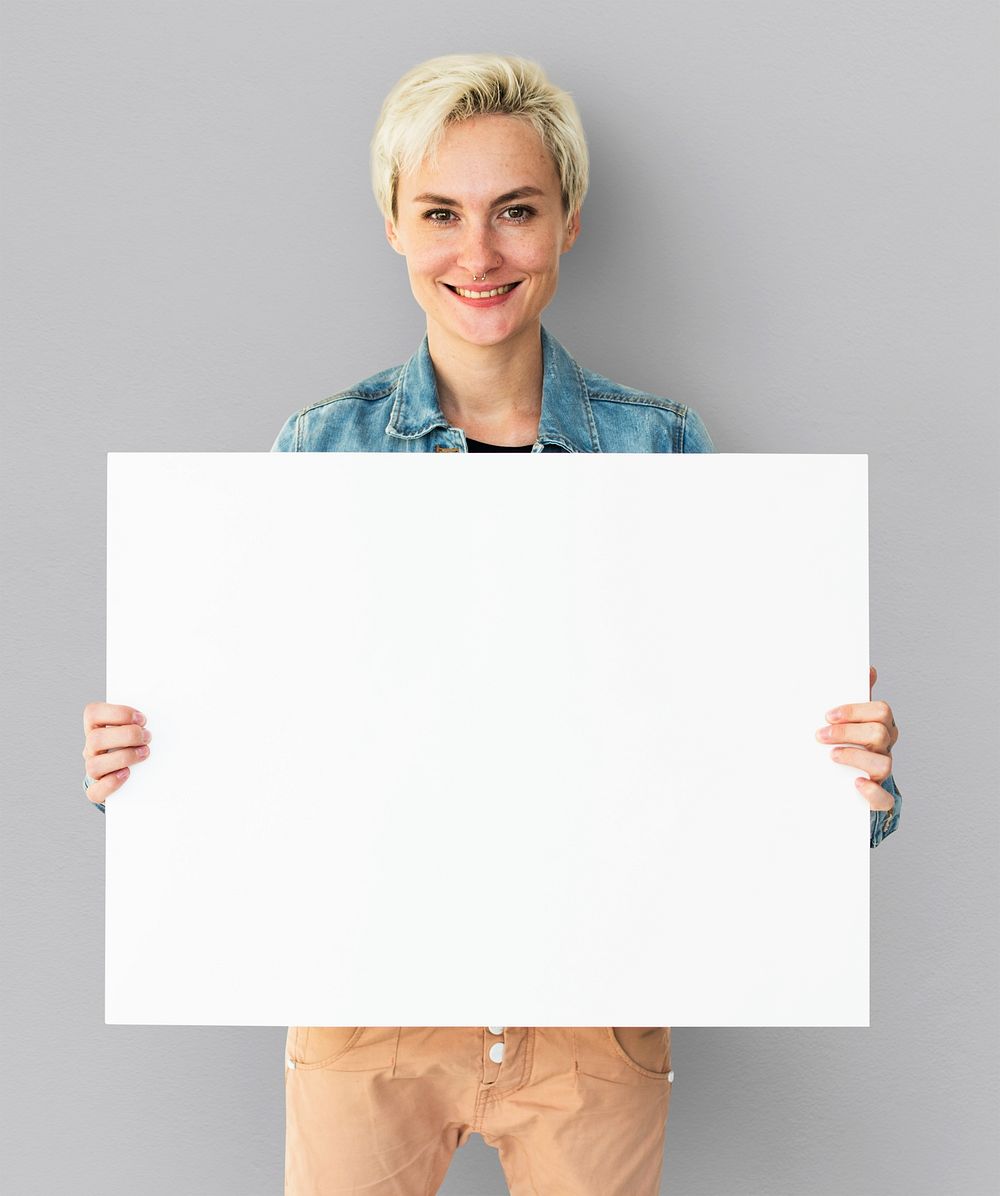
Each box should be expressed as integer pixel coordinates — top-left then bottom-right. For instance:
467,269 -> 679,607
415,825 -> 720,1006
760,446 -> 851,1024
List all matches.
384,113 -> 580,363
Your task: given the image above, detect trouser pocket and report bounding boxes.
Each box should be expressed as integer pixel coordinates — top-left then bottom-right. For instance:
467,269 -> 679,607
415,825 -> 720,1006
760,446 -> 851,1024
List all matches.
285,1027 -> 400,1072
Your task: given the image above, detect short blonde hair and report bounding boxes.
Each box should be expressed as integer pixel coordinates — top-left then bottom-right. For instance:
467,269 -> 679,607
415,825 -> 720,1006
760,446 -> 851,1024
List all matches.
371,53 -> 589,226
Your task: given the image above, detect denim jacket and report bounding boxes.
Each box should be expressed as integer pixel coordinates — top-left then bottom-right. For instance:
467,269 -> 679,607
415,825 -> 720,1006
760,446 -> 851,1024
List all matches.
88,323 -> 901,847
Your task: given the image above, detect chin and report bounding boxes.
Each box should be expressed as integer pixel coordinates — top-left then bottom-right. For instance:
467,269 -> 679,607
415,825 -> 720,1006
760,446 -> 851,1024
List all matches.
438,310 -> 536,348
456,319 -> 515,341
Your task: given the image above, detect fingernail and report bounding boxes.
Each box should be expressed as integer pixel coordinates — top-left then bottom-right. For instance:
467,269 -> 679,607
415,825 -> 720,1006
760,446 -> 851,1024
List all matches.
826,708 -> 842,720
132,711 -> 146,724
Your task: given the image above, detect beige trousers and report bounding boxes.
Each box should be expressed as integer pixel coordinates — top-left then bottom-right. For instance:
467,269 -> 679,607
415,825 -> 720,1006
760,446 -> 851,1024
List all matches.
285,1025 -> 673,1195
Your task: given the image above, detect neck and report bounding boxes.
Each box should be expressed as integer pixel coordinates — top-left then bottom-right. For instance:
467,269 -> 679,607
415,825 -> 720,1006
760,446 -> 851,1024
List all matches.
427,319 -> 543,440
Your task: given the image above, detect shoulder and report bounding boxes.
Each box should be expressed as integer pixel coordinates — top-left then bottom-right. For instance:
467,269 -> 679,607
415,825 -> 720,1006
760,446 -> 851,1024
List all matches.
579,365 -> 716,454
269,362 -> 404,452
302,361 -> 404,413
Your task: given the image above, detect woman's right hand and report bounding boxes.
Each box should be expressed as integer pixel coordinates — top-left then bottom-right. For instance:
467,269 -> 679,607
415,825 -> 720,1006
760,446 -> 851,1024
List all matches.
82,702 -> 152,805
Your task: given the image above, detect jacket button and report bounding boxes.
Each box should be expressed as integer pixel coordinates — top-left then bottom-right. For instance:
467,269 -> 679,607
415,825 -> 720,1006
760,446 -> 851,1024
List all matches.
487,1025 -> 505,1035
489,1042 -> 505,1063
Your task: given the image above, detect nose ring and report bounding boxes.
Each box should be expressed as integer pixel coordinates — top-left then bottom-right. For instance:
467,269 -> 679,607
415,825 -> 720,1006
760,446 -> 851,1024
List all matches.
471,259 -> 501,283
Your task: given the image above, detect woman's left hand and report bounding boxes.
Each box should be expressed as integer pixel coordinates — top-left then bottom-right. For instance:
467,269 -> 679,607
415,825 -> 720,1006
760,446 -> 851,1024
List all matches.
816,665 -> 898,811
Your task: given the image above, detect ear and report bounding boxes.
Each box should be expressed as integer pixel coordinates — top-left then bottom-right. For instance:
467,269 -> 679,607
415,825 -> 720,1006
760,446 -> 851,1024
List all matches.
562,208 -> 581,253
385,215 -> 403,254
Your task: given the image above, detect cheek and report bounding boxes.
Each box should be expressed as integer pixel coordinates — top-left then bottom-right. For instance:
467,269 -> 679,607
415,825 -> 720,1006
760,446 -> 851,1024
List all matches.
408,243 -> 451,280
517,238 -> 564,275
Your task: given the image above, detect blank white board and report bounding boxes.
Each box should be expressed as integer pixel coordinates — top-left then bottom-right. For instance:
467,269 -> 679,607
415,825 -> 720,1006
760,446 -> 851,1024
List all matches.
105,452 -> 870,1027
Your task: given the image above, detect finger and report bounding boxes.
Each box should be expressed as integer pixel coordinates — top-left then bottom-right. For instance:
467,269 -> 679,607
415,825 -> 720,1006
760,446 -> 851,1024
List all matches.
824,699 -> 894,728
870,664 -> 877,694
85,742 -> 150,782
855,776 -> 894,811
83,701 -> 146,734
816,719 -> 892,752
85,724 -> 151,755
827,744 -> 893,783
86,766 -> 132,805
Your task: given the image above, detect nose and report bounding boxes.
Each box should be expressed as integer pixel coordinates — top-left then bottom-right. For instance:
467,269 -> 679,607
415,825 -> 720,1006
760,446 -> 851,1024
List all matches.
456,220 -> 501,279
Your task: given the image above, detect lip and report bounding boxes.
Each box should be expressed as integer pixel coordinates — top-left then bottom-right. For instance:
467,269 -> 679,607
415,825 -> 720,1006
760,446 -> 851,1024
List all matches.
442,280 -> 522,307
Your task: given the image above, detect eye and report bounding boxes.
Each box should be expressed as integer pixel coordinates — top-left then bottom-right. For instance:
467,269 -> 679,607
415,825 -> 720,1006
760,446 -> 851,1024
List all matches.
421,206 -> 537,225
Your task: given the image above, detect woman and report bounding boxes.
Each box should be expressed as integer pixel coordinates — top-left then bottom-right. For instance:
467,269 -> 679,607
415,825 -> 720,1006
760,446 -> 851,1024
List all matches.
82,52 -> 903,1196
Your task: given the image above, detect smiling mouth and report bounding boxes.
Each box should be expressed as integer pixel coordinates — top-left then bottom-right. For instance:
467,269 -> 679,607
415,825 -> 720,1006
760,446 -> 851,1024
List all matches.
444,281 -> 522,298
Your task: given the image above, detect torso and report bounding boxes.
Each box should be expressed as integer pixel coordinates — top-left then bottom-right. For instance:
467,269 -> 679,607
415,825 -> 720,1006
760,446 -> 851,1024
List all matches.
465,435 -> 534,452
453,419 -> 539,447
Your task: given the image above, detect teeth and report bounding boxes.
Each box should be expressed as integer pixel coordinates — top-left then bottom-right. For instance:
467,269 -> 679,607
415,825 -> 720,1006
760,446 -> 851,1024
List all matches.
454,283 -> 516,298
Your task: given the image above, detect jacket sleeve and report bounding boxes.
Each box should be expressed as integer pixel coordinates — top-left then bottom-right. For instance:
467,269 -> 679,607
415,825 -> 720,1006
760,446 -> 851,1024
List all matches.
870,773 -> 902,847
681,406 -> 716,454
270,411 -> 300,453
83,773 -> 105,813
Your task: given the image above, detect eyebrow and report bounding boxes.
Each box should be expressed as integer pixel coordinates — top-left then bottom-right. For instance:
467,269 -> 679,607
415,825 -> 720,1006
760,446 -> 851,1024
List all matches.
410,186 -> 546,206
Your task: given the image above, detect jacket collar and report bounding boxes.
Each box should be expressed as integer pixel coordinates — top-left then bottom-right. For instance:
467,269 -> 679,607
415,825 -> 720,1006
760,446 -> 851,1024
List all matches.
385,323 -> 600,452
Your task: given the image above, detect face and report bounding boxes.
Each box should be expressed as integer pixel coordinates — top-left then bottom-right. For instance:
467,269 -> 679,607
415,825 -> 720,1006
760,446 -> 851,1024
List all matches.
385,114 -> 580,350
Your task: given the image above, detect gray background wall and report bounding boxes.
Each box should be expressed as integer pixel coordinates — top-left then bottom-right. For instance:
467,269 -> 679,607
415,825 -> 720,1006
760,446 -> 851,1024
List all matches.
2,1 -> 996,1192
